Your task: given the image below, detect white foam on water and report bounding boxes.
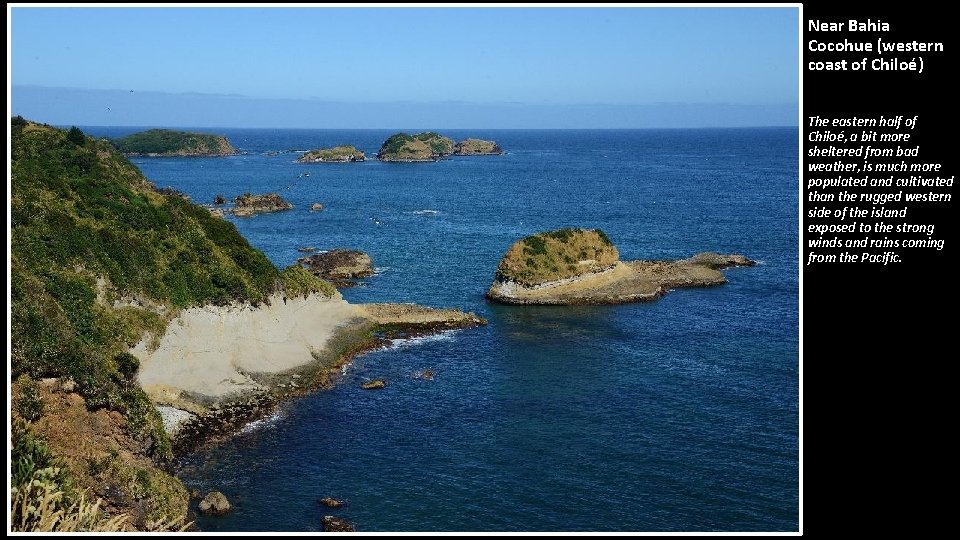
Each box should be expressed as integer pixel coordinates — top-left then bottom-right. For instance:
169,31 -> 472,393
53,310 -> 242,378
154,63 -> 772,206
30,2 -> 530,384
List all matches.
389,330 -> 459,349
239,410 -> 284,435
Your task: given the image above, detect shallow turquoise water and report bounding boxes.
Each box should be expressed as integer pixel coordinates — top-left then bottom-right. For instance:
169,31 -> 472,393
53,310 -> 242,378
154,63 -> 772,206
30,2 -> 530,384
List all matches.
85,127 -> 799,531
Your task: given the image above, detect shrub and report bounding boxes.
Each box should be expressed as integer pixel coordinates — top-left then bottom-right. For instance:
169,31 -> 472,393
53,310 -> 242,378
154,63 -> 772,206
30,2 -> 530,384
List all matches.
15,375 -> 45,422
67,126 -> 86,146
114,352 -> 140,380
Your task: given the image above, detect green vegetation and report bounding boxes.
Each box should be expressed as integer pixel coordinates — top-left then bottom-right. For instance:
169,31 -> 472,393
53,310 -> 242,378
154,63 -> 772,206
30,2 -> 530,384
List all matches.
378,131 -> 455,161
11,118 -> 335,529
12,119 -> 332,425
11,422 -> 80,531
413,131 -> 455,155
495,228 -> 620,286
278,265 -> 337,298
15,375 -> 45,422
67,126 -> 86,146
298,145 -> 365,162
112,128 -> 236,156
454,138 -> 503,155
11,423 -> 187,531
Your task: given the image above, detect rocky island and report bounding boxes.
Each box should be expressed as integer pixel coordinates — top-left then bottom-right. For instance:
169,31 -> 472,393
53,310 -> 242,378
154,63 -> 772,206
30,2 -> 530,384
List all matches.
377,132 -> 455,162
454,138 -> 503,155
298,249 -> 374,284
297,145 -> 365,163
231,193 -> 293,217
487,228 -> 755,305
113,128 -> 236,157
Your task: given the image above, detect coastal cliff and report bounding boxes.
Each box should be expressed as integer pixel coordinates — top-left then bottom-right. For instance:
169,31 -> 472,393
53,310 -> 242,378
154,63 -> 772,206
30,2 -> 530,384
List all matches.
10,118 -> 484,531
113,129 -> 236,157
487,228 -> 755,305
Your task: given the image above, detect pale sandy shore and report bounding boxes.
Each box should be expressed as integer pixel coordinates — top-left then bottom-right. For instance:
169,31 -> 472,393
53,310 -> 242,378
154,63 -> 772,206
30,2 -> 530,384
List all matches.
134,292 -> 363,409
133,293 -> 484,429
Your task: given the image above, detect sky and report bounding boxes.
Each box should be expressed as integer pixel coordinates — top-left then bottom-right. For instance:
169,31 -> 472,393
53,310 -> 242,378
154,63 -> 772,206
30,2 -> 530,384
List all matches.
9,6 -> 799,128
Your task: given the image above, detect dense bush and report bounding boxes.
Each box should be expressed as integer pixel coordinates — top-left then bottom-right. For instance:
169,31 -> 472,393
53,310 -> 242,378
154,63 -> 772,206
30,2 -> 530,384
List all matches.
15,376 -> 45,422
11,119 -> 331,462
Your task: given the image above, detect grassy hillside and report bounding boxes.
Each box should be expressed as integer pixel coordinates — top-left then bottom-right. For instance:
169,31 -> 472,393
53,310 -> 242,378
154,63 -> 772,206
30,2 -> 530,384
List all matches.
494,228 -> 619,286
112,128 -> 236,156
10,117 -> 334,529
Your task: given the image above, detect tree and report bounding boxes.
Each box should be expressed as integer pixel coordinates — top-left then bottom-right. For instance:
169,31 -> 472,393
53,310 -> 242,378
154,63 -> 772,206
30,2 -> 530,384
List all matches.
66,126 -> 86,145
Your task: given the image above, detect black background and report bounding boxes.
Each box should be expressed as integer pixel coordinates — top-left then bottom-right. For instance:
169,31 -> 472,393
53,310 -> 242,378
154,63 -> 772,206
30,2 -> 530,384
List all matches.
802,5 -> 955,508
803,7 -> 954,334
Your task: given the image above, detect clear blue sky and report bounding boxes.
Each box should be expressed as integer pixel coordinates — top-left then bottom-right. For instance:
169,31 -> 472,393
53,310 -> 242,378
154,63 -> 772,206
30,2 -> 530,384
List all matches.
10,6 -> 799,128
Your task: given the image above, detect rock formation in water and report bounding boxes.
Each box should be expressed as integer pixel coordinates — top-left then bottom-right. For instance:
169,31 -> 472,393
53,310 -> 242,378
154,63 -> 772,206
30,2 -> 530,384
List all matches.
231,193 -> 293,217
454,138 -> 503,155
198,491 -> 232,515
487,228 -> 755,305
297,145 -> 365,163
298,249 -> 374,282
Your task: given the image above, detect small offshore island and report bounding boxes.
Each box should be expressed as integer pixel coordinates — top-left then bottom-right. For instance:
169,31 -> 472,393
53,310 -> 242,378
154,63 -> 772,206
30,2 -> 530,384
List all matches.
10,119 -> 485,530
297,145 -> 365,163
113,128 -> 237,157
378,132 -> 502,161
487,228 -> 755,305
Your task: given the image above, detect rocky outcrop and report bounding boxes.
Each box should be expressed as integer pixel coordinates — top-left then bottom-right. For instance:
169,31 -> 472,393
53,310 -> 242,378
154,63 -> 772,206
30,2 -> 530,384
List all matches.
298,145 -> 365,163
454,138 -> 503,155
231,193 -> 293,217
377,132 -> 455,162
298,249 -> 374,281
113,129 -> 236,157
319,497 -> 345,508
198,491 -> 232,515
487,229 -> 754,305
682,252 -> 756,269
311,203 -> 324,211
361,379 -> 386,390
322,516 -> 355,532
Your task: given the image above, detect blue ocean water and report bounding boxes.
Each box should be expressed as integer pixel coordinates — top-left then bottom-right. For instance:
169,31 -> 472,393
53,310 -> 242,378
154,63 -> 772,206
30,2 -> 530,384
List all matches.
84,127 -> 799,531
